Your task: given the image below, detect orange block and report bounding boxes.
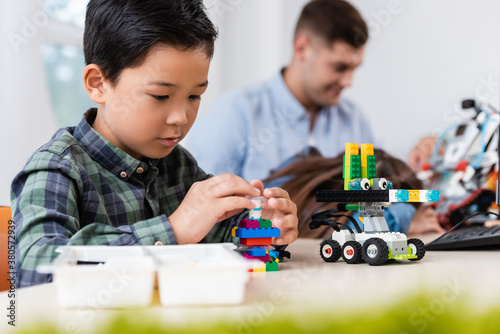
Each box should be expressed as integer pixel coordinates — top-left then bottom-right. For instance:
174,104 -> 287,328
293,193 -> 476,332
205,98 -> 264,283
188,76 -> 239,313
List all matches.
0,207 -> 12,292
240,237 -> 273,246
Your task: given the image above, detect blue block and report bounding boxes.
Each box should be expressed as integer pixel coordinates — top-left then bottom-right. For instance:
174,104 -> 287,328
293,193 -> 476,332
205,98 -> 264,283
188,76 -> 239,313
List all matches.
395,189 -> 409,202
267,250 -> 280,259
246,247 -> 267,257
426,190 -> 440,202
235,227 -> 281,238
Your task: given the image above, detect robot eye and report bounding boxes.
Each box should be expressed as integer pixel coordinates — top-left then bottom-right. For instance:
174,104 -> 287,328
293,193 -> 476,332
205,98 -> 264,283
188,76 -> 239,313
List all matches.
361,179 -> 370,190
378,178 -> 388,190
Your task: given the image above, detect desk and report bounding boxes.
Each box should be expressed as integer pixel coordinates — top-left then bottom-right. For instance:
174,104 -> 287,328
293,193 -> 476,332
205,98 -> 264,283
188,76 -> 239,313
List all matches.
2,238 -> 500,333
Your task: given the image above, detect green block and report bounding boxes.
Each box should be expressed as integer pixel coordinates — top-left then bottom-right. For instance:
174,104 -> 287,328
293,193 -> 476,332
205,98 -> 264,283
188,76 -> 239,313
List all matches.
266,261 -> 279,272
343,156 -> 346,178
366,155 -> 376,178
344,164 -> 351,190
350,155 -> 361,179
259,219 -> 272,228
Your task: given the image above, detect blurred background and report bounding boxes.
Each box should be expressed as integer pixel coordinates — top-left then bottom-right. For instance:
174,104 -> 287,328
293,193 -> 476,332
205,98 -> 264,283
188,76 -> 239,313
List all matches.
0,0 -> 499,205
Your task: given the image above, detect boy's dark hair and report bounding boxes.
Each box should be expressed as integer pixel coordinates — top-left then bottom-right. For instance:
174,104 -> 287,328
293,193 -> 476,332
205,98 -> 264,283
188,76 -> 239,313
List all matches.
295,0 -> 368,48
83,0 -> 218,87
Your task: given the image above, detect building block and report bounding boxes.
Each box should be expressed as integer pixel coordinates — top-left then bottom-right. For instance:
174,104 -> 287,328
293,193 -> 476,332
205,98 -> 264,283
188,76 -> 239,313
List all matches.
317,190 -> 390,203
350,155 -> 361,179
364,155 -> 376,179
344,156 -> 350,190
408,190 -> 420,202
245,247 -> 267,257
249,262 -> 266,272
360,143 -> 374,167
258,219 -> 272,228
235,227 -> 280,238
388,190 -> 440,203
267,250 -> 280,259
266,261 -> 279,272
240,237 -> 273,246
239,219 -> 260,229
344,143 -> 359,166
249,197 -> 265,220
243,254 -> 271,262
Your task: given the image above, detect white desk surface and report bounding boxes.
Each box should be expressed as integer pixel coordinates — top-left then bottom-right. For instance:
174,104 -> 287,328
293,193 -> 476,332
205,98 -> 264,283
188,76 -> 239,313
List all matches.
2,237 -> 500,333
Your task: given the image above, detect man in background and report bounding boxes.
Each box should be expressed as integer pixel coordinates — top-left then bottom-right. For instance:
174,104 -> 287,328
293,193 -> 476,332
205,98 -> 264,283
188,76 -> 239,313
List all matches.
189,0 -> 443,235
189,0 -> 378,181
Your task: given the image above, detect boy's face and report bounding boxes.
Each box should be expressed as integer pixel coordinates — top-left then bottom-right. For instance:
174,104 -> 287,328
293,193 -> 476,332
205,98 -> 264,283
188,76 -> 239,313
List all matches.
92,45 -> 210,160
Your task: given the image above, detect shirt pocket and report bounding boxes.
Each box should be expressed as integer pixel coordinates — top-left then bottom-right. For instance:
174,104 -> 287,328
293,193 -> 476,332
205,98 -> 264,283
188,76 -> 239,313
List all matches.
160,183 -> 187,217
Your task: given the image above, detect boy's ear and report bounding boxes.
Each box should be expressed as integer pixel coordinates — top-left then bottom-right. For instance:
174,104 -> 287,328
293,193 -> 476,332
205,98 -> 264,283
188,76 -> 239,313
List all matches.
83,64 -> 107,104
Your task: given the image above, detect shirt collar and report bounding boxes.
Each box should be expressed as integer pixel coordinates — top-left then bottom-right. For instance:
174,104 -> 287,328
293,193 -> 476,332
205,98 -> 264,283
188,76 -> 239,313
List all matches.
73,108 -> 159,180
270,69 -> 334,124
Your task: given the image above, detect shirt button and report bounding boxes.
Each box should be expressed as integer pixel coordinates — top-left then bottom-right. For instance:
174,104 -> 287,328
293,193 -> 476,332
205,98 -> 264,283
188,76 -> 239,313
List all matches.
154,241 -> 164,246
136,167 -> 144,174
119,171 -> 127,178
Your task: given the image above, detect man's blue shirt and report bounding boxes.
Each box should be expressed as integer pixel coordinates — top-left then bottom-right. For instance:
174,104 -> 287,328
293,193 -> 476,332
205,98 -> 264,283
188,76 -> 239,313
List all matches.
187,70 -> 381,181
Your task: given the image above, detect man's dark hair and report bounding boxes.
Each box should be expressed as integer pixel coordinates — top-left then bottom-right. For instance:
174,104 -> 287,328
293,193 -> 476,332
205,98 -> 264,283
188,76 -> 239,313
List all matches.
83,0 -> 218,87
295,0 -> 368,48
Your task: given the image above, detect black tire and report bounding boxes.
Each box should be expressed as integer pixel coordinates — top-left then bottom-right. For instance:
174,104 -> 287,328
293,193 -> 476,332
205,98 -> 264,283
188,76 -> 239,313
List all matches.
342,240 -> 363,264
362,238 -> 389,266
407,238 -> 426,261
320,239 -> 341,263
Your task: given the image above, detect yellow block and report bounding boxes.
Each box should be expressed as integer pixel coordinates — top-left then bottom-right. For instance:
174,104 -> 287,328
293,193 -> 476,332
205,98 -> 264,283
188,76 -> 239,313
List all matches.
360,144 -> 374,167
407,190 -> 420,202
252,262 -> 266,272
344,143 -> 358,166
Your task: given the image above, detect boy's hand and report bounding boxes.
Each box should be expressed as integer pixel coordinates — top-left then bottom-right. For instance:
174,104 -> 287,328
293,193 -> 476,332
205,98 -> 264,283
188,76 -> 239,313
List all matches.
251,180 -> 299,245
169,174 -> 260,244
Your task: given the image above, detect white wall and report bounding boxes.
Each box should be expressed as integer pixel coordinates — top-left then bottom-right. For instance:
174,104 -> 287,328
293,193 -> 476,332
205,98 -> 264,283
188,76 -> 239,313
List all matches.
201,0 -> 500,160
1,0 -> 499,205
0,0 -> 83,206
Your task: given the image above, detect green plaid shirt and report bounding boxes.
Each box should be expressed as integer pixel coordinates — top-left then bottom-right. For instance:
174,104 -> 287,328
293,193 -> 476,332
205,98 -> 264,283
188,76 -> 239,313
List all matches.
11,109 -> 244,287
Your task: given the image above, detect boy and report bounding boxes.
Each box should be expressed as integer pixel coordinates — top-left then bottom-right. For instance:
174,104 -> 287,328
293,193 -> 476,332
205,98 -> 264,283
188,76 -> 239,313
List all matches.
11,0 -> 298,288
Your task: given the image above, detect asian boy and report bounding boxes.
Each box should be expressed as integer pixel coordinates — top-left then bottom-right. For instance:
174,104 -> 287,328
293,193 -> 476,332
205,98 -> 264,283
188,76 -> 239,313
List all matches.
11,0 -> 298,288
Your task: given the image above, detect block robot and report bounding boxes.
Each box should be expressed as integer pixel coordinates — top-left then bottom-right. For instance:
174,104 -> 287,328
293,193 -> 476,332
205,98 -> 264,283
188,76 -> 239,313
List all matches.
310,143 -> 440,265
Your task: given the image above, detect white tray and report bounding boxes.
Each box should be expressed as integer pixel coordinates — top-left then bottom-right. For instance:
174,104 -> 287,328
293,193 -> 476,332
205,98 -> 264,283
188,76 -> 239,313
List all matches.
38,243 -> 255,307
146,243 -> 254,306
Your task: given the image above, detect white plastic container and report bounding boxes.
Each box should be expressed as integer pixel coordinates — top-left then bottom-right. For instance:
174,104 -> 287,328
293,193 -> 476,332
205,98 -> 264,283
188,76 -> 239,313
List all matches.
146,243 -> 254,306
38,243 -> 255,308
38,246 -> 155,308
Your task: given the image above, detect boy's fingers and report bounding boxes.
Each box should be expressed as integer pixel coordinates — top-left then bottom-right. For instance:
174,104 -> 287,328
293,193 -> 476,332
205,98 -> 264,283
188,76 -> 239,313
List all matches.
274,229 -> 298,245
218,196 -> 255,211
273,215 -> 298,232
206,174 -> 260,198
268,197 -> 297,214
250,179 -> 264,195
263,187 -> 290,200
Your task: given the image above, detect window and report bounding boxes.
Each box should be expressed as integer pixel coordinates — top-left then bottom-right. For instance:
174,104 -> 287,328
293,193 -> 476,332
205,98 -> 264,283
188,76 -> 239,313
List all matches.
42,41 -> 94,127
41,0 -> 93,127
42,0 -> 87,28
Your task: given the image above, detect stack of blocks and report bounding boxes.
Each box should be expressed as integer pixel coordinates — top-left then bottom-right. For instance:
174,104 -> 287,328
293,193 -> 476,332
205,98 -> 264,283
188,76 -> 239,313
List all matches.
232,197 -> 280,272
343,143 -> 376,190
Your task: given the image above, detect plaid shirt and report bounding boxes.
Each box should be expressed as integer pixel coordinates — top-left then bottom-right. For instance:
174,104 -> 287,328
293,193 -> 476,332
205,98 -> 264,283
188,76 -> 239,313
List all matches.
11,109 -> 244,288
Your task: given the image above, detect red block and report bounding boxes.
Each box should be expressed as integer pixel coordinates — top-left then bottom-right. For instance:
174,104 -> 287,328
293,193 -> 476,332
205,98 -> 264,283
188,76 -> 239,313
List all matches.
240,237 -> 273,246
